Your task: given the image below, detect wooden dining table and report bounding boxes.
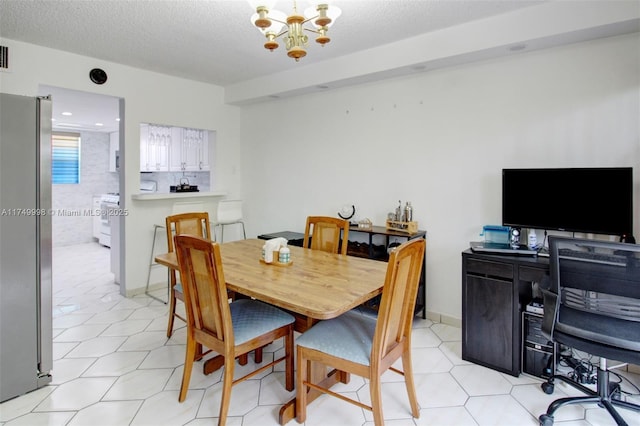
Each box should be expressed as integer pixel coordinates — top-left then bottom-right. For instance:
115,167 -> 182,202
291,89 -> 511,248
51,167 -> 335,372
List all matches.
154,238 -> 388,424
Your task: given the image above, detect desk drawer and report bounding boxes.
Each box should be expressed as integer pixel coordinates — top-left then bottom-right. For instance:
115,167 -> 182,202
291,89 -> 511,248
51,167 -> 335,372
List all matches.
466,258 -> 514,280
519,266 -> 547,283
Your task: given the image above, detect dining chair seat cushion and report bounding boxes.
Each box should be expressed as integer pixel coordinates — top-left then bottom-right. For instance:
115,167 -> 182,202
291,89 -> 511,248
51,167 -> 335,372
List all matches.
230,299 -> 295,345
296,310 -> 376,366
350,305 -> 378,320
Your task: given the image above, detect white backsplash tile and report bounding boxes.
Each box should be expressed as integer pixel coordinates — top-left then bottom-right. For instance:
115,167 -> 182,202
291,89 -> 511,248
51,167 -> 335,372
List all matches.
140,171 -> 210,193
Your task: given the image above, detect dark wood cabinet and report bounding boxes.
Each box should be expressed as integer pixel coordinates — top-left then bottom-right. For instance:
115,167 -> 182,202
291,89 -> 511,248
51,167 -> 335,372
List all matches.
464,267 -> 515,374
462,250 -> 548,376
349,226 -> 427,318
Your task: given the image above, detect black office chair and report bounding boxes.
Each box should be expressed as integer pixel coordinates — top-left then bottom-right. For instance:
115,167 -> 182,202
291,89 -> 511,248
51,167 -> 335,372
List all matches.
538,236 -> 640,426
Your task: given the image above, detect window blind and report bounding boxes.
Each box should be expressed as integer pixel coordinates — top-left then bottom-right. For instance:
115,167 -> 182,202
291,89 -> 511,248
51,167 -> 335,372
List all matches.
52,133 -> 80,184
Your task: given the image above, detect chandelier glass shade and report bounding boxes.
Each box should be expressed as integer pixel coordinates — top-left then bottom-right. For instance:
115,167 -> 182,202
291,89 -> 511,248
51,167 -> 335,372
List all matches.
248,1 -> 341,61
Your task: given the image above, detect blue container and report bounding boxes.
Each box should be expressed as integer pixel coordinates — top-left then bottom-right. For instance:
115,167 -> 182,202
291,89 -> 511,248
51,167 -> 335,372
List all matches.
481,225 -> 510,244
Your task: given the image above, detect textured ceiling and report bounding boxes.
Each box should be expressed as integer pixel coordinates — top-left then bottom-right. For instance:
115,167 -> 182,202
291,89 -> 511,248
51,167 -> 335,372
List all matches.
2,0 -> 638,132
0,0 -> 545,87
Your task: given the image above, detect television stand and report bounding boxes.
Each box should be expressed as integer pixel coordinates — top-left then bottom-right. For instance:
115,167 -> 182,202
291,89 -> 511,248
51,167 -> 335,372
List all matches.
462,249 -> 550,376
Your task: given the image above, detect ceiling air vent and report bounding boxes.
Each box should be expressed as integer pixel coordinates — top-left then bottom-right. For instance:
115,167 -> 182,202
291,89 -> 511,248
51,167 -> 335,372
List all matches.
0,46 -> 9,71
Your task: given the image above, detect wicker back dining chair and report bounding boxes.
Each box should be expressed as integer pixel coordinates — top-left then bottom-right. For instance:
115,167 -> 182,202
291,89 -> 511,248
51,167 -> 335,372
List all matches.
298,215 -> 352,329
165,212 -> 211,338
295,237 -> 426,425
174,234 -> 295,426
303,215 -> 350,255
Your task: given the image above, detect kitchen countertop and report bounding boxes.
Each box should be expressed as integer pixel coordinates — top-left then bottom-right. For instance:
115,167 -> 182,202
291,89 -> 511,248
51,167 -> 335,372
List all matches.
131,191 -> 227,201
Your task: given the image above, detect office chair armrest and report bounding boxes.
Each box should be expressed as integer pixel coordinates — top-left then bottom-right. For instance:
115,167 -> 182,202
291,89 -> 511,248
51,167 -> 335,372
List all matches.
539,274 -> 552,291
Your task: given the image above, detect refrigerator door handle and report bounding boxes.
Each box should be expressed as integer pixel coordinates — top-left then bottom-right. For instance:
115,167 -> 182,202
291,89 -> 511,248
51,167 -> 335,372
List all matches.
36,95 -> 53,378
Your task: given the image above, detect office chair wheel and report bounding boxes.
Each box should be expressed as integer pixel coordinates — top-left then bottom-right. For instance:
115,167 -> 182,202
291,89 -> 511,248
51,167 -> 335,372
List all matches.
541,381 -> 554,394
539,414 -> 554,426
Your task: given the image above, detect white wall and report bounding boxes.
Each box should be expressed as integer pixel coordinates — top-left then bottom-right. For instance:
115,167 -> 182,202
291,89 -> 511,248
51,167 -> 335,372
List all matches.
0,39 -> 242,295
2,33 -> 638,315
240,33 -> 640,323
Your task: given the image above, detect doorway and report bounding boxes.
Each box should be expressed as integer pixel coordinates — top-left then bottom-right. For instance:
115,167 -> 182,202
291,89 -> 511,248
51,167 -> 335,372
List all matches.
38,85 -> 124,291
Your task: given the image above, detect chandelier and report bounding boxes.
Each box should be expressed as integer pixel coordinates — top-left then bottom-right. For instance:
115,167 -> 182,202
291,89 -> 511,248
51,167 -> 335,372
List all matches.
248,1 -> 342,61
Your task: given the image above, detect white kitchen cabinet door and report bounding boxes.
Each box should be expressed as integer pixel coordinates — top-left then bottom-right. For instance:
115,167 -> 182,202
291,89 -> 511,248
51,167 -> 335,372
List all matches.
140,124 -> 150,171
169,127 -> 184,171
169,127 -> 209,171
153,126 -> 171,171
182,128 -> 203,171
141,124 -> 170,171
198,131 -> 210,171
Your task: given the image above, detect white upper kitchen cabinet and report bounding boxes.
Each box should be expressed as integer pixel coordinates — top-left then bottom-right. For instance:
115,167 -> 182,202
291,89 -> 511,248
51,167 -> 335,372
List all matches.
140,124 -> 170,172
199,131 -> 209,171
169,127 -> 209,172
140,124 -> 210,172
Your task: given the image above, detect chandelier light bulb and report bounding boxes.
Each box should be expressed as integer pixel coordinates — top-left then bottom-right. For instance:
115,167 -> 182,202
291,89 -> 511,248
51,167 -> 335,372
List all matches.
264,32 -> 279,51
314,4 -> 331,27
288,46 -> 307,61
254,6 -> 272,29
315,27 -> 330,46
305,3 -> 341,28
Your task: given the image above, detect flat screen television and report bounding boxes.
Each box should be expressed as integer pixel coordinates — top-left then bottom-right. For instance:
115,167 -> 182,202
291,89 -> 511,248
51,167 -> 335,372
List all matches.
502,167 -> 633,237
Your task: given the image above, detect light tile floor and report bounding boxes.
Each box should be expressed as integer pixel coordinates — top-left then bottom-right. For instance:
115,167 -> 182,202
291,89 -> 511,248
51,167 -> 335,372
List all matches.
1,242 -> 638,426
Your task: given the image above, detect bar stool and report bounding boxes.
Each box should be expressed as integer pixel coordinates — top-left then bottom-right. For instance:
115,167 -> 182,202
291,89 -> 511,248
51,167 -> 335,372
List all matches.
215,199 -> 246,242
145,224 -> 167,303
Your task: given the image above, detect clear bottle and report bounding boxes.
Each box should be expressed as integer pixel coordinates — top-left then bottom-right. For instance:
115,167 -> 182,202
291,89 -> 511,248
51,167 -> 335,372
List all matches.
395,200 -> 402,221
404,202 -> 413,222
528,229 -> 537,249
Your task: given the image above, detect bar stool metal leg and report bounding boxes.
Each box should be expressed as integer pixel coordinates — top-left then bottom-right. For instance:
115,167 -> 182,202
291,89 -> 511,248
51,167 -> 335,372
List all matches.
145,224 -> 167,304
218,221 -> 246,243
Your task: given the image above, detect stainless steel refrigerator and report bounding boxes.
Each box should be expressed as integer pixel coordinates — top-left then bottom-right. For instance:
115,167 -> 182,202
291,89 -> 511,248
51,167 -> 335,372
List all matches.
0,93 -> 53,402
